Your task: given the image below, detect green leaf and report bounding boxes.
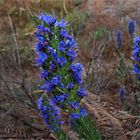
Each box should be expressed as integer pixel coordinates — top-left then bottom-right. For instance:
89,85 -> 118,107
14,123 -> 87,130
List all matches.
116,57 -> 126,80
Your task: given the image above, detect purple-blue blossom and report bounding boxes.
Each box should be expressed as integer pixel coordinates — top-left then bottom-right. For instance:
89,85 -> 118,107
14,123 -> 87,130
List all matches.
68,101 -> 79,110
38,13 -> 56,25
37,36 -> 46,43
58,83 -> 64,89
66,82 -> 74,90
80,108 -> 87,117
52,94 -> 68,103
57,56 -> 67,67
51,49 -> 58,59
40,70 -> 49,78
119,87 -> 125,98
133,36 -> 140,48
72,72 -> 82,85
38,97 -> 62,132
51,75 -> 62,86
133,47 -> 140,62
55,19 -> 68,28
128,20 -> 136,36
44,27 -> 51,34
116,31 -> 122,48
47,46 -> 53,53
40,81 -> 54,92
58,41 -> 66,52
66,39 -> 76,48
70,113 -> 81,119
49,61 -> 56,70
36,52 -> 47,66
37,25 -> 44,32
61,29 -> 68,38
67,49 -> 77,60
70,63 -> 83,73
35,42 -> 44,51
77,88 -> 87,97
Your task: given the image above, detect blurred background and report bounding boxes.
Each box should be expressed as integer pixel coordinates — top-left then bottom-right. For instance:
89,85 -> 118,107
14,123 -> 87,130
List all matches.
0,0 -> 140,139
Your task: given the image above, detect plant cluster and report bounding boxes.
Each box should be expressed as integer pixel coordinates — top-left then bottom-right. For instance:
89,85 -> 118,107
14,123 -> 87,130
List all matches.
115,19 -> 140,111
35,13 -> 88,133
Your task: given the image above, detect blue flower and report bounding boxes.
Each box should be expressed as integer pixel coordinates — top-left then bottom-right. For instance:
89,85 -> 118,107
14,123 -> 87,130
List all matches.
128,20 -> 136,36
38,97 -> 43,110
72,72 -> 82,85
70,63 -> 83,73
35,42 -> 44,51
70,113 -> 81,119
37,25 -> 44,32
60,30 -> 73,39
67,35 -> 73,39
44,42 -> 49,46
49,98 -> 56,106
57,56 -> 67,66
52,94 -> 68,103
116,31 -> 122,48
40,70 -> 49,78
133,47 -> 140,62
37,36 -> 46,43
61,29 -> 68,38
39,13 -> 56,25
49,62 -> 56,70
66,39 -> 76,48
133,64 -> 140,74
70,64 -> 83,84
133,36 -> 140,47
68,101 -> 79,110
55,19 -> 68,28
51,49 -> 58,59
77,88 -> 87,97
67,49 -> 76,60
58,83 -> 64,88
38,97 -> 62,132
40,84 -> 47,90
44,27 -> 51,34
40,81 -> 54,92
51,75 -> 62,86
47,46 -> 53,53
58,41 -> 66,52
119,86 -> 125,98
36,52 -> 47,66
38,13 -> 46,21
66,82 -> 74,90
80,108 -> 87,117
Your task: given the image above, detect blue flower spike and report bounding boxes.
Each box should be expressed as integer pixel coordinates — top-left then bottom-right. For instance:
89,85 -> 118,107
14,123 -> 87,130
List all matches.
128,20 -> 136,36
35,13 -> 87,132
116,31 -> 122,48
